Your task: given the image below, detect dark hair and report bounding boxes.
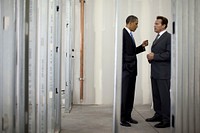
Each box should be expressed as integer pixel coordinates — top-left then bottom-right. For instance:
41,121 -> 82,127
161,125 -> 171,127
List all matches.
126,15 -> 138,24
157,16 -> 168,28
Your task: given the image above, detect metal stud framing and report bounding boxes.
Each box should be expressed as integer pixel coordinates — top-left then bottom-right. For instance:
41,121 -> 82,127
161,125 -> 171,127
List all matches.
28,0 -> 61,132
15,0 -> 26,132
28,0 -> 37,132
54,0 -> 62,132
0,1 -> 3,132
0,0 -> 70,132
171,0 -> 200,132
60,0 -> 74,113
0,0 -> 17,132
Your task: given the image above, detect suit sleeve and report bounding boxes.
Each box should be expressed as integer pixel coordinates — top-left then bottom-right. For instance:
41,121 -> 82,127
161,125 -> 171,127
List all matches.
136,44 -> 145,54
153,35 -> 171,62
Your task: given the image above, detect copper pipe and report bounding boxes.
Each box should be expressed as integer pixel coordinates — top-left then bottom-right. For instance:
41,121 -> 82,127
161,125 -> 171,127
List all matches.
80,0 -> 85,102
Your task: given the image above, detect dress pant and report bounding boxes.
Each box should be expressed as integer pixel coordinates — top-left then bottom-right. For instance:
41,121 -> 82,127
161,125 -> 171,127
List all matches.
151,78 -> 170,122
121,70 -> 136,122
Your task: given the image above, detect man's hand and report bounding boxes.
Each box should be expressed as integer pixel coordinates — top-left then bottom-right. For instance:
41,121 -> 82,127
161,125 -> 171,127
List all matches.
142,40 -> 148,47
147,52 -> 154,61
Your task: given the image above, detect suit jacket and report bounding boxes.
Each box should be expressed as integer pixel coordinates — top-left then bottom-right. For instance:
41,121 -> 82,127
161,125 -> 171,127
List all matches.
150,31 -> 171,79
122,28 -> 145,75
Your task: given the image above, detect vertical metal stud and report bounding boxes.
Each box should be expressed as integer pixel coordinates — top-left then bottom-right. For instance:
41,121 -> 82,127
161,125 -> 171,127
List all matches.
171,0 -> 200,133
61,0 -> 73,112
113,0 -> 122,132
15,0 -> 26,132
47,0 -> 56,132
54,0 -> 61,131
0,1 -> 3,132
28,0 -> 37,132
194,1 -> 200,132
36,0 -> 48,132
1,0 -> 16,132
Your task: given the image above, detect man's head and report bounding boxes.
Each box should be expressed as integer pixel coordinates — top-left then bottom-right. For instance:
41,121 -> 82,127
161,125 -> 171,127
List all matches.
126,15 -> 138,32
154,16 -> 168,33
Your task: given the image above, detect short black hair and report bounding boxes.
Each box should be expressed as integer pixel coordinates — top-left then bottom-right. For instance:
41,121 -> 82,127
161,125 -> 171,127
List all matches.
157,16 -> 168,28
126,15 -> 138,24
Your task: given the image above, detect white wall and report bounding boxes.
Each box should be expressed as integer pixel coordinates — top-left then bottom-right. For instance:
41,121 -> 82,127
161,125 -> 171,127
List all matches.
72,0 -> 171,105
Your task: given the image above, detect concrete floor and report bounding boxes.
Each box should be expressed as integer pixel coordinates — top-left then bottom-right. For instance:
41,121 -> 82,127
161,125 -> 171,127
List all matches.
61,104 -> 172,133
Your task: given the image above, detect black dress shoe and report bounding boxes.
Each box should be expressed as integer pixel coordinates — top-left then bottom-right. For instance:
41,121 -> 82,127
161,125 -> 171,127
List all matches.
127,118 -> 138,124
154,121 -> 170,128
145,115 -> 162,122
120,121 -> 131,127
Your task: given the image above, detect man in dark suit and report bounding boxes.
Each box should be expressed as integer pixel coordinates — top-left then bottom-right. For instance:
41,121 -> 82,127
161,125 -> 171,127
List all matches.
121,15 -> 148,127
146,16 -> 171,128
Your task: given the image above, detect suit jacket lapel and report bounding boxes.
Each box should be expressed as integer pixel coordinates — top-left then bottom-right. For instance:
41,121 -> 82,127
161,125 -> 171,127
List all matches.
152,32 -> 168,48
124,28 -> 136,48
152,38 -> 160,47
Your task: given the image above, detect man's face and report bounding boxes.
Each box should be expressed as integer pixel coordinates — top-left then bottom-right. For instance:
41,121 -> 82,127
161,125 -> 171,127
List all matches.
154,19 -> 165,33
130,20 -> 138,32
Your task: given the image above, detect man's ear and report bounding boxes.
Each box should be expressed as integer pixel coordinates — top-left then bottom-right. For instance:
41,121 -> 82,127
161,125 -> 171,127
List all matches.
163,24 -> 166,29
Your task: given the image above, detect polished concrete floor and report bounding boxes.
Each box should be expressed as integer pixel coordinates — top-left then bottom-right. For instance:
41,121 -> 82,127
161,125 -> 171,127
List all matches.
61,104 -> 172,133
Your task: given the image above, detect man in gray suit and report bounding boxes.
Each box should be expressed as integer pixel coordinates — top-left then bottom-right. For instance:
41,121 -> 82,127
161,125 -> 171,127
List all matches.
146,16 -> 171,128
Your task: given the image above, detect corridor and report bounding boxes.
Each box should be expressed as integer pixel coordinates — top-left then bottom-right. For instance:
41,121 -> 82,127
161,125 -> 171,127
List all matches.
61,105 -> 171,133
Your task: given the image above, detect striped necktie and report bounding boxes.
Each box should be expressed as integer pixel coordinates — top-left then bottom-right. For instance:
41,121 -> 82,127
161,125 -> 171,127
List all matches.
130,32 -> 134,42
130,32 -> 136,47
153,34 -> 160,44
